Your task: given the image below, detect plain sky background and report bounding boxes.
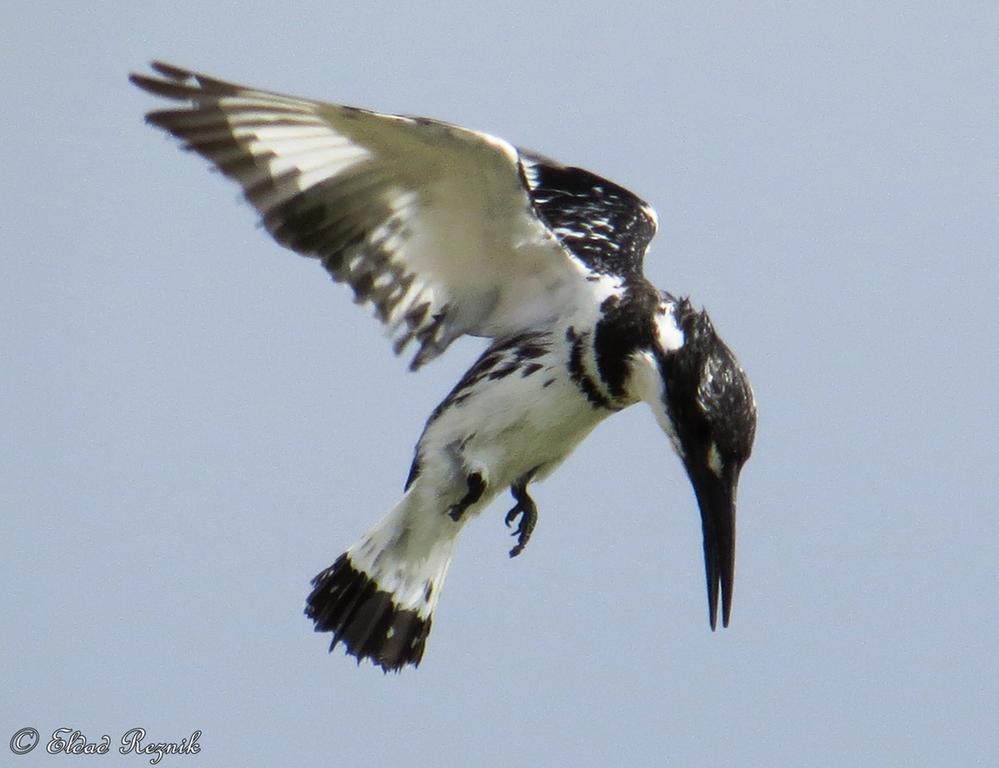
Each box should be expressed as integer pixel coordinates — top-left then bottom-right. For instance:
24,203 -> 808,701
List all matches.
3,2 -> 998,766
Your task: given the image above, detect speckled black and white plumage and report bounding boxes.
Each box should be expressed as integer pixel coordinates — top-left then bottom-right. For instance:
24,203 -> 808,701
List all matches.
520,152 -> 658,277
132,62 -> 757,672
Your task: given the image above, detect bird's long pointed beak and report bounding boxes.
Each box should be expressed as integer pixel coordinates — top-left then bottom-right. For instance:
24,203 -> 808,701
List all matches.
692,467 -> 739,630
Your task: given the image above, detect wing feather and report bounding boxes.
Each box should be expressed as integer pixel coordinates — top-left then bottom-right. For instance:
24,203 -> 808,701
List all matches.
132,63 -> 585,367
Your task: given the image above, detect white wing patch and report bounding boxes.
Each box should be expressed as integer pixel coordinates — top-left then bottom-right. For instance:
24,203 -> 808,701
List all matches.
222,109 -> 373,208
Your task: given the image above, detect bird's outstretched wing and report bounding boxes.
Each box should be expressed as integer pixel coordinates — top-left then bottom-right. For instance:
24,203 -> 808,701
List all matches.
131,62 -> 658,367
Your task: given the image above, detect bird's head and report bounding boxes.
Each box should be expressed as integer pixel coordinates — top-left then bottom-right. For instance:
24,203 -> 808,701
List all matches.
635,296 -> 757,630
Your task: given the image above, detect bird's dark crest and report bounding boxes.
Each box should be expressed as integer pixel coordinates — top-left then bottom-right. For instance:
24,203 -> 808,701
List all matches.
663,303 -> 756,462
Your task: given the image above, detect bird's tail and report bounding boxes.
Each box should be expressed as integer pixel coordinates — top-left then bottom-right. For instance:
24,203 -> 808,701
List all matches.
305,492 -> 458,671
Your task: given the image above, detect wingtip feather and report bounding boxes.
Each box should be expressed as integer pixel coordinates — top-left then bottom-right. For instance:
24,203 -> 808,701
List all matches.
149,61 -> 194,81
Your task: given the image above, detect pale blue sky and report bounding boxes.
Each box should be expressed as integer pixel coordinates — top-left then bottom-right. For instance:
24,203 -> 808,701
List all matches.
3,2 -> 998,766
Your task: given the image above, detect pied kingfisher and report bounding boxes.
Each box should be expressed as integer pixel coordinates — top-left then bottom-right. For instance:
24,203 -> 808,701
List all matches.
131,62 -> 757,672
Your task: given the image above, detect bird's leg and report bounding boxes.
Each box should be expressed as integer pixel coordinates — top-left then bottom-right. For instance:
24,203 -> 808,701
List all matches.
505,474 -> 539,558
447,472 -> 486,522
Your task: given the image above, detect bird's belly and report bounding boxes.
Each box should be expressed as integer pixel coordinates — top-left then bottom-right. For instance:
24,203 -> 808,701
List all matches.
418,369 -> 610,494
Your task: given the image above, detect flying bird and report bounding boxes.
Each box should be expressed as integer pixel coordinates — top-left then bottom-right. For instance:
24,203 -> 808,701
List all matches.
131,62 -> 757,672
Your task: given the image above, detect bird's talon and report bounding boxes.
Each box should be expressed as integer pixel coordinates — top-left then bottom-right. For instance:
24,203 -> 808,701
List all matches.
503,477 -> 538,557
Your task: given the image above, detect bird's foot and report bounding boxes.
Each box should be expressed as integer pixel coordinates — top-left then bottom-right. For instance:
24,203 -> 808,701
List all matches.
505,481 -> 538,557
447,472 -> 485,522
